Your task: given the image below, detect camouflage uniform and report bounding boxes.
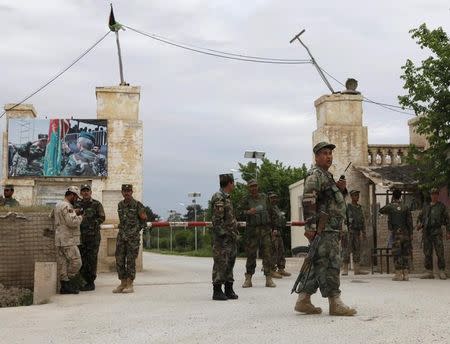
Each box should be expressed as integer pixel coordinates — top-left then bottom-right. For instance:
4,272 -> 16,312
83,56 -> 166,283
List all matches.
61,150 -> 100,176
116,198 -> 146,280
270,203 -> 287,270
0,197 -> 20,207
15,142 -> 46,176
302,165 -> 347,298
211,189 -> 238,284
417,201 -> 450,271
342,203 -> 365,264
379,200 -> 413,271
241,193 -> 273,276
75,196 -> 105,286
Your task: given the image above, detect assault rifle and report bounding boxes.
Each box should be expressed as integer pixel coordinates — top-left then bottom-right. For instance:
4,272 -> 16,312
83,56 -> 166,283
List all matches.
291,211 -> 330,294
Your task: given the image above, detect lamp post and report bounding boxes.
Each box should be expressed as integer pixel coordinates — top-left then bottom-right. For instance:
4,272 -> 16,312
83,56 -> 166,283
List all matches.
188,192 -> 201,250
244,151 -> 266,180
168,210 -> 176,251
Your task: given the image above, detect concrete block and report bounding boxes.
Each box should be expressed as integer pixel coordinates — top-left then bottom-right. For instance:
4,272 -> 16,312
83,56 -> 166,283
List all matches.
33,262 -> 57,305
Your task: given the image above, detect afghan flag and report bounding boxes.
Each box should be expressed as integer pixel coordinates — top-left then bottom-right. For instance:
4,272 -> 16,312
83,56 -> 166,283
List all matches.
43,119 -> 70,176
109,4 -> 123,32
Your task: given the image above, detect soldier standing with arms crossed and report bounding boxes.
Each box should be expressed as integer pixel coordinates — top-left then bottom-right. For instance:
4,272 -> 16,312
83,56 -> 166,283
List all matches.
76,184 -> 105,291
416,187 -> 450,280
210,174 -> 239,301
113,184 -> 147,294
294,142 -> 356,316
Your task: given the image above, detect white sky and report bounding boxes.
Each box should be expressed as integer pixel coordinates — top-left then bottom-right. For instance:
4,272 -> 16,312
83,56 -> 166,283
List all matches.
1,0 -> 449,217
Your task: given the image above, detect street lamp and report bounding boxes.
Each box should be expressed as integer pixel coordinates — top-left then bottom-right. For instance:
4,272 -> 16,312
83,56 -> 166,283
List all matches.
244,151 -> 266,180
188,192 -> 201,250
168,209 -> 176,251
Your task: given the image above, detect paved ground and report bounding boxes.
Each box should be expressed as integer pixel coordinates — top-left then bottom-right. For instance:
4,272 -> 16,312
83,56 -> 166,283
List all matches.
1,252 -> 450,344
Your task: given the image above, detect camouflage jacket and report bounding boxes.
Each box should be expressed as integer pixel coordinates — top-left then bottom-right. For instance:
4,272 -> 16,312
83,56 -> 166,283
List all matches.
211,189 -> 238,238
347,203 -> 365,231
53,199 -> 83,246
61,150 -> 100,176
270,204 -> 286,232
417,201 -> 449,235
118,198 -> 146,237
0,197 -> 20,207
15,143 -> 46,176
379,200 -> 413,235
303,166 -> 347,232
75,198 -> 105,235
240,193 -> 271,227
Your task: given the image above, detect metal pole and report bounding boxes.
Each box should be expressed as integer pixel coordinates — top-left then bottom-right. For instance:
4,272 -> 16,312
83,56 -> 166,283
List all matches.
170,227 -> 173,251
194,200 -> 197,251
115,31 -> 126,85
157,227 -> 160,250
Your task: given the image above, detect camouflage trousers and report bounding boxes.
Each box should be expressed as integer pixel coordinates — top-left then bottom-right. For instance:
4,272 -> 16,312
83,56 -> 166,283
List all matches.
115,232 -> 140,280
391,230 -> 411,270
57,245 -> 82,281
78,232 -> 101,284
212,234 -> 237,284
342,231 -> 362,264
245,226 -> 272,276
303,231 -> 341,298
271,233 -> 286,270
423,232 -> 446,270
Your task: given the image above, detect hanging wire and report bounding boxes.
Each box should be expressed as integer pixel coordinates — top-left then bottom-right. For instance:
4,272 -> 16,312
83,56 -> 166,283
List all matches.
0,31 -> 111,119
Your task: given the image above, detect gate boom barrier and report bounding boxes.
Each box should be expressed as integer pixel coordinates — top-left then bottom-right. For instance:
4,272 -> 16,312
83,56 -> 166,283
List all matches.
101,221 -> 306,230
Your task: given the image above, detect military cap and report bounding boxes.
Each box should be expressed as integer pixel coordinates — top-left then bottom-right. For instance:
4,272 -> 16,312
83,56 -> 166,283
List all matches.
79,131 -> 95,142
430,187 -> 439,194
38,134 -> 48,140
268,191 -> 278,198
313,141 -> 336,154
4,184 -> 14,190
247,179 -> 258,186
219,173 -> 234,183
122,184 -> 133,191
80,184 -> 91,191
349,190 -> 360,196
67,186 -> 80,198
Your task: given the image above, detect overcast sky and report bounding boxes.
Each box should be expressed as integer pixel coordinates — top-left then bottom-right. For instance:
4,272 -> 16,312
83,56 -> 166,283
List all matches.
1,1 -> 449,217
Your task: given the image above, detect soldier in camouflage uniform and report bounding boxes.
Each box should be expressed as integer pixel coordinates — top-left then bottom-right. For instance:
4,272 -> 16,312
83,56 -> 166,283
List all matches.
379,189 -> 413,281
416,187 -> 450,280
294,142 -> 356,316
61,132 -> 100,176
0,185 -> 20,207
75,184 -> 105,291
210,173 -> 239,301
268,192 -> 291,277
13,134 -> 48,176
241,179 -> 276,288
112,184 -> 147,294
342,190 -> 368,275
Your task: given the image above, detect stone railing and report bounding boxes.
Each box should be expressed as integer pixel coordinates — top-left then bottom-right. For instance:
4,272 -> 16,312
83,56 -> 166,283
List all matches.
367,144 -> 421,166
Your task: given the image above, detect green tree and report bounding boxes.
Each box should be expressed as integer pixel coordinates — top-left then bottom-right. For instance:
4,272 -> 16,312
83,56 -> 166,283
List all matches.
398,23 -> 450,188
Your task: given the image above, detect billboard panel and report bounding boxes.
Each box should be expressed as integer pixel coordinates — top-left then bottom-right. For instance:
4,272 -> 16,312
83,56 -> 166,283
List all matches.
8,119 -> 107,177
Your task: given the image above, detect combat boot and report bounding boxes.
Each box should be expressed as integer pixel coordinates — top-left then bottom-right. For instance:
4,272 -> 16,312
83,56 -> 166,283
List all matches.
242,274 -> 252,288
80,282 -> 95,291
328,295 -> 357,316
224,282 -> 238,300
271,270 -> 283,279
278,269 -> 291,277
420,270 -> 434,279
60,280 -> 79,294
439,270 -> 447,280
265,275 -> 276,288
122,278 -> 134,293
112,279 -> 127,293
294,292 -> 322,314
354,263 -> 369,275
403,270 -> 409,281
392,270 -> 403,281
341,264 -> 349,276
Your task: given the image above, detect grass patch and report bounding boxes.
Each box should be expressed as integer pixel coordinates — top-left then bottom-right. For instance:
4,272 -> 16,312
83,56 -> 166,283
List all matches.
145,247 -> 212,257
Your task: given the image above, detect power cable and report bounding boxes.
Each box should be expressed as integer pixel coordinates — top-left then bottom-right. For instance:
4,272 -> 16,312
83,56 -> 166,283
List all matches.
0,31 -> 111,119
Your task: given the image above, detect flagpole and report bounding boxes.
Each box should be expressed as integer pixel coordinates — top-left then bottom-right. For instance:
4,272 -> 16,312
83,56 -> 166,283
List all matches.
115,30 -> 125,85
109,4 -> 127,86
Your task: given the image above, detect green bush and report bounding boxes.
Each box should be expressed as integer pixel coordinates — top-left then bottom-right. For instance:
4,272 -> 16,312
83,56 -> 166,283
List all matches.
175,230 -> 192,251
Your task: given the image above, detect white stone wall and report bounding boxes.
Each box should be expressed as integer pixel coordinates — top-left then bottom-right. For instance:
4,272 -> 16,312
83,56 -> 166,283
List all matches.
289,179 -> 308,250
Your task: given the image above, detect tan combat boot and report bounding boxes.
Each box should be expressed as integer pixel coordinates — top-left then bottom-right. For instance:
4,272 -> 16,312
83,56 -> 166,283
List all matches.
242,274 -> 253,288
328,295 -> 357,316
271,270 -> 283,279
278,269 -> 291,277
354,263 -> 369,275
392,270 -> 403,281
439,270 -> 447,280
294,292 -> 322,314
122,278 -> 134,293
420,270 -> 434,279
265,275 -> 276,288
341,264 -> 349,276
112,279 -> 127,293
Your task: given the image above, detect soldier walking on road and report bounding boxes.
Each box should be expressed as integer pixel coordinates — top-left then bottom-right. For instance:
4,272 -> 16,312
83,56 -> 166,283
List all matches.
210,174 -> 239,301
379,189 -> 413,281
416,188 -> 450,280
342,190 -> 368,276
53,186 -> 83,294
0,185 -> 20,207
241,179 -> 277,288
76,184 -> 105,291
268,192 -> 291,277
294,142 -> 356,316
113,184 -> 147,294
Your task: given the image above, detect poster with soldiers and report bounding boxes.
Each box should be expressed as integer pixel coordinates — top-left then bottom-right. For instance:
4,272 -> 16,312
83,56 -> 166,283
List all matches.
8,119 -> 108,177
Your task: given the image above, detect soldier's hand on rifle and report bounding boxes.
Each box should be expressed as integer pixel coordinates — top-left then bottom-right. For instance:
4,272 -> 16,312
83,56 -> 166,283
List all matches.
304,230 -> 315,242
336,179 -> 346,192
247,208 -> 257,215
